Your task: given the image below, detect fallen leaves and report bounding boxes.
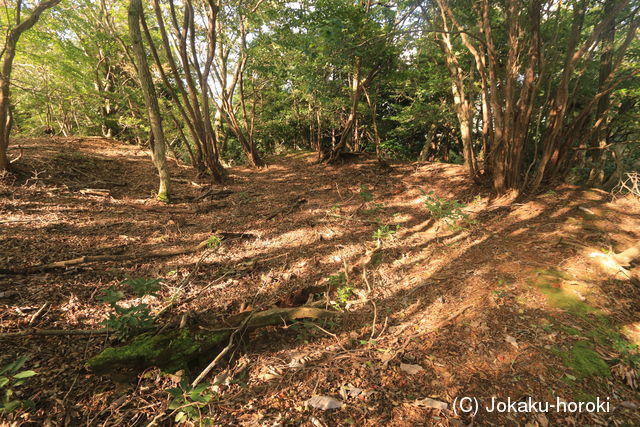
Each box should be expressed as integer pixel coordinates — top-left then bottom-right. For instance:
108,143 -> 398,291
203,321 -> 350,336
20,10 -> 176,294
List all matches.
307,395 -> 343,410
413,397 -> 448,410
399,363 -> 424,375
505,334 -> 519,348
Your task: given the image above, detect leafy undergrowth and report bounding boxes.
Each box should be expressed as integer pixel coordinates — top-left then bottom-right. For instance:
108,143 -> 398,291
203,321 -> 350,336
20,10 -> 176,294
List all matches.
1,137 -> 639,425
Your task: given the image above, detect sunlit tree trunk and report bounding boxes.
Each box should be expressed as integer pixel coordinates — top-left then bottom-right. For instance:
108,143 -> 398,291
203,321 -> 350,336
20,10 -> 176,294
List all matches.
128,0 -> 171,201
436,13 -> 477,177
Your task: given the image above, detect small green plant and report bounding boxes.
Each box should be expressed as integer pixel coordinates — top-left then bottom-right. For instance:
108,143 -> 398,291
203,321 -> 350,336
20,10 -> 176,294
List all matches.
1,356 -> 37,415
206,234 -> 222,249
328,272 -> 353,306
373,223 -> 399,246
421,190 -> 475,230
123,277 -> 161,297
359,184 -> 373,202
336,283 -> 354,304
328,272 -> 347,287
167,378 -> 214,424
100,278 -> 161,340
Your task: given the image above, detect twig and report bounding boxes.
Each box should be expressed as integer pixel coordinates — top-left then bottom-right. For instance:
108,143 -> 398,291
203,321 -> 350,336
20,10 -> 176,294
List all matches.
28,303 -> 49,325
362,265 -> 372,293
0,328 -> 110,338
191,313 -> 253,387
307,322 -> 348,352
0,219 -> 33,224
369,301 -> 378,342
153,248 -> 215,317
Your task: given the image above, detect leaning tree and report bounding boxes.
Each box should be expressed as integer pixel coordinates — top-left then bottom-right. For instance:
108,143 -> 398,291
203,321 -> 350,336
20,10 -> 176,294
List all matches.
0,0 -> 62,172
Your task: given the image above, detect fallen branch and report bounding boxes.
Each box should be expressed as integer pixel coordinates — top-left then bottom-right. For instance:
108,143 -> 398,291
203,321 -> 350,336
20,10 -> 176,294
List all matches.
191,312 -> 253,387
0,328 -> 111,338
29,303 -> 49,325
79,188 -> 111,197
9,144 -> 23,164
0,238 -> 214,275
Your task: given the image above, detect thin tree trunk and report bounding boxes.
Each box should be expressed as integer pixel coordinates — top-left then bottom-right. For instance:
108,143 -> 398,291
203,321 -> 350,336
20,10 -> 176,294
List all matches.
128,0 -> 171,201
0,0 -> 62,172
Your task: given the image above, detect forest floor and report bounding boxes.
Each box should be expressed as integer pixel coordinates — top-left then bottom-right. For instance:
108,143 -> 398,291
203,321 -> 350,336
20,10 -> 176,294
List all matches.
1,137 -> 639,426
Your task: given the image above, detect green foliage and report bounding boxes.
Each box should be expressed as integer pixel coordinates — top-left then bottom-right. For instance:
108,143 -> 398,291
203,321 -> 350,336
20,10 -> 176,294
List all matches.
372,223 -> 399,243
327,272 -> 353,305
167,378 -> 214,425
102,304 -> 155,341
100,277 -> 162,340
206,235 -> 222,249
336,283 -> 354,305
0,356 -> 37,415
359,184 -> 374,202
122,277 -> 161,297
328,272 -> 347,287
421,190 -> 475,230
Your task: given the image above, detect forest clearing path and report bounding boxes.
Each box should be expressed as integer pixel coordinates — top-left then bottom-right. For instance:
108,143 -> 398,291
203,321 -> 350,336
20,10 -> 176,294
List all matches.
1,137 -> 639,425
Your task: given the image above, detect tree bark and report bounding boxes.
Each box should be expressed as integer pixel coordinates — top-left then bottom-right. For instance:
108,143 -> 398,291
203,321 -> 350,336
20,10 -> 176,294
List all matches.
0,0 -> 62,172
128,0 -> 172,200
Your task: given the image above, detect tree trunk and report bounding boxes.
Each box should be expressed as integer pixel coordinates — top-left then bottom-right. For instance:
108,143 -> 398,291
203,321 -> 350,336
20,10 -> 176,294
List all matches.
128,0 -> 171,201
437,14 -> 477,178
0,0 -> 62,172
587,0 -> 616,186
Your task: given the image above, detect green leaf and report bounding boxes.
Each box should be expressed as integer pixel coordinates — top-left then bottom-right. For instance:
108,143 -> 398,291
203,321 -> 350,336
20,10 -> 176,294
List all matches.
1,399 -> 21,413
14,370 -> 37,379
100,286 -> 125,305
0,377 -> 9,388
175,411 -> 186,423
0,356 -> 27,375
123,277 -> 161,297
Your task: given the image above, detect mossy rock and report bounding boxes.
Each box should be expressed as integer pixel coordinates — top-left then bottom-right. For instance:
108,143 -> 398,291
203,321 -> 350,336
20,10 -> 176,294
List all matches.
86,328 -> 229,375
555,341 -> 611,379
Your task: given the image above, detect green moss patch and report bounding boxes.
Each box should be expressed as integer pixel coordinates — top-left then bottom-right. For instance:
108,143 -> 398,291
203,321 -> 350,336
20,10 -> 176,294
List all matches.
529,269 -> 595,317
554,341 -> 611,379
87,328 -> 229,374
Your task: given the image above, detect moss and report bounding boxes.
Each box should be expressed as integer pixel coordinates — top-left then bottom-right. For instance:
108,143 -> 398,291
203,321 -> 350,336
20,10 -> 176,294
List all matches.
574,390 -> 597,403
529,269 -> 595,318
561,326 -> 581,336
156,192 -> 170,203
555,341 -> 611,379
87,329 -> 229,374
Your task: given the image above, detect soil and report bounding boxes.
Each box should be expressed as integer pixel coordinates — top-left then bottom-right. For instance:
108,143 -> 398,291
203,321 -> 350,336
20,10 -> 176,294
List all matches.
1,137 -> 639,426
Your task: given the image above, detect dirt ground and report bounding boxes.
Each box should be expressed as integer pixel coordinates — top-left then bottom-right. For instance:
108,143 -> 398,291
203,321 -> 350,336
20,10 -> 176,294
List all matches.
1,137 -> 639,426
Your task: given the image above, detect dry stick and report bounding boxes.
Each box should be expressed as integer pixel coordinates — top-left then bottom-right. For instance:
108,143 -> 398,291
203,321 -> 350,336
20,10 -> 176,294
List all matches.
153,247 -> 215,318
191,312 -> 253,388
369,300 -> 378,342
0,329 -> 110,338
28,303 -> 49,325
362,265 -> 372,293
